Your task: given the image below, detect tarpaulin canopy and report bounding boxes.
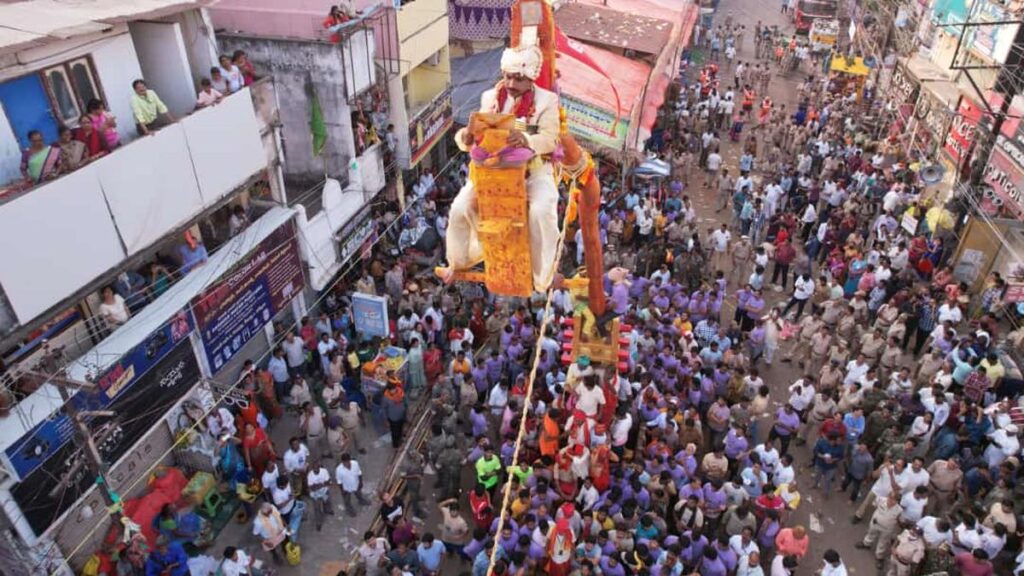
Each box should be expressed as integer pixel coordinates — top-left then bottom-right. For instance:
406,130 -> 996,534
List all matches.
451,47 -> 504,125
558,41 -> 651,122
830,55 -> 870,76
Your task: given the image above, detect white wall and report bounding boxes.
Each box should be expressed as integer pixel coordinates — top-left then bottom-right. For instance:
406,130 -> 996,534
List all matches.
0,168 -> 126,322
296,178 -> 366,290
129,21 -> 196,117
89,33 -> 145,145
0,89 -> 266,323
344,28 -> 378,98
0,102 -> 20,186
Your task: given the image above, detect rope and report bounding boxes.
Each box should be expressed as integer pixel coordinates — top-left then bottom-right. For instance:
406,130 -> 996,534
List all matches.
484,167 -> 581,575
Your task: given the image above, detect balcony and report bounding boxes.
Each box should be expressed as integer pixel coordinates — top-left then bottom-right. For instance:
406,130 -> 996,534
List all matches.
0,86 -> 272,326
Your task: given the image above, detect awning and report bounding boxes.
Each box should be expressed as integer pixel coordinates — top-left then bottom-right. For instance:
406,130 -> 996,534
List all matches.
830,55 -> 870,76
0,0 -> 213,54
67,206 -> 297,380
559,41 -> 652,154
451,47 -> 503,125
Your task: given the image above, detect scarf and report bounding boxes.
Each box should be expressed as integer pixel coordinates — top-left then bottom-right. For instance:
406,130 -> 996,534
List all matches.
494,81 -> 535,119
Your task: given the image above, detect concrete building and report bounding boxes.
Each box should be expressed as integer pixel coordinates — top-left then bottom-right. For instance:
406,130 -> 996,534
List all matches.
0,1 -> 302,571
209,0 -> 394,290
391,0 -> 454,175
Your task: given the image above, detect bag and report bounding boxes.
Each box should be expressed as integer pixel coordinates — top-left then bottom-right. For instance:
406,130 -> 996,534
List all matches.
285,541 -> 302,566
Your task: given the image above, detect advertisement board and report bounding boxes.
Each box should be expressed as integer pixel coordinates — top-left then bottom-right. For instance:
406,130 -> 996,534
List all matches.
11,338 -> 201,535
409,88 -> 453,167
888,61 -> 919,123
351,292 -> 390,338
562,95 -> 629,152
965,0 -> 1020,63
984,149 -> 1024,218
943,96 -> 983,167
191,221 -> 305,373
2,312 -> 193,481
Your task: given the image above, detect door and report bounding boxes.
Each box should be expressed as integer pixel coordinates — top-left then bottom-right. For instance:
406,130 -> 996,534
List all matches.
0,74 -> 58,148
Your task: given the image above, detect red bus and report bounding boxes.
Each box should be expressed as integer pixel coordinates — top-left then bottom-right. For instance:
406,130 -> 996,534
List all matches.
795,0 -> 838,34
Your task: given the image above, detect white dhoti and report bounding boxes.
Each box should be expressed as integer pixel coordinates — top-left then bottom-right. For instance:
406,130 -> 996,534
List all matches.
446,162 -> 560,291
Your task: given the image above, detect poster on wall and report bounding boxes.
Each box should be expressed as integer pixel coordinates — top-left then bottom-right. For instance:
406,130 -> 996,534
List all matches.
351,292 -> 389,338
1,312 -> 193,482
408,88 -> 453,167
562,95 -> 629,152
191,221 -> 305,373
10,338 -> 201,535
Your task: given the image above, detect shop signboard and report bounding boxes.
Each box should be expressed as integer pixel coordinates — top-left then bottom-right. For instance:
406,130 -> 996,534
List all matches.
942,96 -> 982,167
351,292 -> 389,338
1,312 -> 194,482
562,95 -> 629,152
888,61 -> 919,123
408,88 -> 453,167
191,221 -> 305,373
983,98 -> 1024,218
983,149 -> 1024,218
338,209 -> 376,264
10,338 -> 201,535
912,90 -> 952,156
965,0 -> 1020,63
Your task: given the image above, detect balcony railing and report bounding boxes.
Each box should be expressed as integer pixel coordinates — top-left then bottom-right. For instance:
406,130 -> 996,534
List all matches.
0,85 -> 273,327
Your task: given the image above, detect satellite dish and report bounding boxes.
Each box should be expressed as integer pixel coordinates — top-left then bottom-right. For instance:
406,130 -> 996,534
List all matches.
919,164 -> 946,184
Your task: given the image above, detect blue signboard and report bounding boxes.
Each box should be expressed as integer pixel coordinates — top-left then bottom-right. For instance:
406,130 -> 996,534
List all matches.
2,310 -> 194,481
351,292 -> 390,338
191,222 -> 304,373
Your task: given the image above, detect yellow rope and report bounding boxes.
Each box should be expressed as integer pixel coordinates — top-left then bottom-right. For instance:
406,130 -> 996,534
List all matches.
484,174 -> 578,575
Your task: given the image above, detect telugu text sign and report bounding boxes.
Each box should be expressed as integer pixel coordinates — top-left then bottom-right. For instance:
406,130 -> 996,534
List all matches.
562,95 -> 629,152
191,221 -> 304,372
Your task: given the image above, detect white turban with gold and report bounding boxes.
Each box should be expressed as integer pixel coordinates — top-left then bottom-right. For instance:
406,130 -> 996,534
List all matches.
500,45 -> 543,80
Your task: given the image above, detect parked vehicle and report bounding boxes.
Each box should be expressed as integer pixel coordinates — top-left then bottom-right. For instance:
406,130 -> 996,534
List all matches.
795,0 -> 838,34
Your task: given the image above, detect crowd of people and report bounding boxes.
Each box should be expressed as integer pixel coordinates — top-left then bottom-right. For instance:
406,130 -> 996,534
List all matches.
11,51 -> 256,192
91,4 -> 1024,576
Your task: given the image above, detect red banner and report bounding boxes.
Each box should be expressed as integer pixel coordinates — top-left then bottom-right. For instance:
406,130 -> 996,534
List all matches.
943,96 -> 983,166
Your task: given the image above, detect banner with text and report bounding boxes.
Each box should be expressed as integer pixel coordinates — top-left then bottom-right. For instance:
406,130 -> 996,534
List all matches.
11,338 -> 200,535
563,95 -> 629,152
409,88 -> 453,167
191,221 -> 305,373
1,312 -> 193,482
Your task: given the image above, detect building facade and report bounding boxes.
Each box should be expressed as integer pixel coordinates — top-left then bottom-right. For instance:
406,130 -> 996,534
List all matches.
0,1 -> 301,571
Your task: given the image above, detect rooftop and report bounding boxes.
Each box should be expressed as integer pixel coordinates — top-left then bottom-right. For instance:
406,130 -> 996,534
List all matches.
0,0 -> 211,54
554,2 -> 673,55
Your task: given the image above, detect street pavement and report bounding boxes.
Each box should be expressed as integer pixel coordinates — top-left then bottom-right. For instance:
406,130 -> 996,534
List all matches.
211,1 -> 891,574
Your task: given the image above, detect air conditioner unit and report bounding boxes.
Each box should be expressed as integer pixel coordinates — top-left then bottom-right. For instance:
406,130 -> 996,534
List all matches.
426,51 -> 442,66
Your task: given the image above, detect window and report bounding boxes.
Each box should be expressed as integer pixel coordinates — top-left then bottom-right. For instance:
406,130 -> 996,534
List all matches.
41,57 -> 103,126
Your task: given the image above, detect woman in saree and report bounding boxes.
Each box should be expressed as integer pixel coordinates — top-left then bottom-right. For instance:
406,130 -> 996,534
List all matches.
242,422 -> 276,476
153,503 -> 213,548
19,130 -> 60,184
74,113 -> 106,158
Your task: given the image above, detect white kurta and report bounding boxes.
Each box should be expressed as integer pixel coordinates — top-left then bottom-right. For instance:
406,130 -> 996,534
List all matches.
449,85 -> 561,291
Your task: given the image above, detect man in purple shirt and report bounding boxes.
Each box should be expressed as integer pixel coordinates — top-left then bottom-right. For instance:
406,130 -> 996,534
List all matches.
770,404 -> 801,454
